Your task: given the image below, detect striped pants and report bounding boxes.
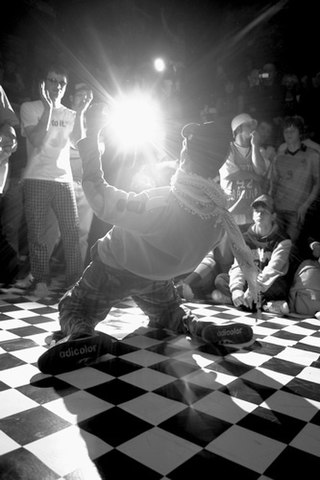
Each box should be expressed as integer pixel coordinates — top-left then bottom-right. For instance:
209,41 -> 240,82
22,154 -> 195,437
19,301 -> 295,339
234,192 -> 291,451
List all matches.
22,179 -> 82,284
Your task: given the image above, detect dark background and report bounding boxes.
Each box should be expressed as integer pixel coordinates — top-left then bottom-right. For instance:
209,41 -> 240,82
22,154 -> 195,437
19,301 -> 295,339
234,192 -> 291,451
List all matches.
1,0 -> 317,100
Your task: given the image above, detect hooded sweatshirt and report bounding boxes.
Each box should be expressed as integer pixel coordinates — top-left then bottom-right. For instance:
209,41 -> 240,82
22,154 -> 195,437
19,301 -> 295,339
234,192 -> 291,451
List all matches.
78,136 -> 227,281
229,223 -> 291,293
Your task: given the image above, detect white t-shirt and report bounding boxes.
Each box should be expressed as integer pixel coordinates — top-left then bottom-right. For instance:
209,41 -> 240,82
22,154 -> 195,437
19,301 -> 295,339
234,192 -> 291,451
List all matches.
20,100 -> 76,182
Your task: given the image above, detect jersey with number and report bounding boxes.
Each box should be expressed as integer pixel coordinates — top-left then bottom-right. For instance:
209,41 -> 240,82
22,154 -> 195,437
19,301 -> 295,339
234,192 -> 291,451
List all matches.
271,146 -> 320,211
219,142 -> 265,225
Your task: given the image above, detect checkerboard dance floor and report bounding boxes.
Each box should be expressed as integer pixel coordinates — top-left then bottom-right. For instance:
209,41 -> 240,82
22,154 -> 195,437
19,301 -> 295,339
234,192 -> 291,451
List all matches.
1,279 -> 320,479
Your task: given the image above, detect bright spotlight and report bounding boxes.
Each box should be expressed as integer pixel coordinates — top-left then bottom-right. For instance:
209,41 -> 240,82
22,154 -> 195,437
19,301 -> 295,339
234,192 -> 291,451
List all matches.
154,57 -> 166,72
108,91 -> 165,153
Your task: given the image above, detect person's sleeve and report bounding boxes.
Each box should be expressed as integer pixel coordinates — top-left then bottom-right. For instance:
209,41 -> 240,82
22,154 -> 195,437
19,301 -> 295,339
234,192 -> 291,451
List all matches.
78,136 -> 166,233
193,250 -> 216,277
229,258 -> 246,292
0,85 -> 19,128
257,239 -> 292,292
20,101 -> 38,135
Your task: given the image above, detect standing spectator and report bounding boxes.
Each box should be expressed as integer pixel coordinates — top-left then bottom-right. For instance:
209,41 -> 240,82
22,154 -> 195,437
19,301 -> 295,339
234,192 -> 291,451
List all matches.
243,68 -> 262,119
219,113 -> 267,230
270,115 -> 320,243
20,64 -> 92,297
0,109 -> 29,266
0,84 -> 19,286
280,73 -> 301,117
49,82 -> 95,270
0,85 -> 19,193
69,82 -> 94,267
215,78 -> 243,126
258,62 -> 284,124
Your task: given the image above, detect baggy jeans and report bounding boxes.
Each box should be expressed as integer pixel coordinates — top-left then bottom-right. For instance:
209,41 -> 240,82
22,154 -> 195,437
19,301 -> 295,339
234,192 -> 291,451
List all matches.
59,243 -> 206,339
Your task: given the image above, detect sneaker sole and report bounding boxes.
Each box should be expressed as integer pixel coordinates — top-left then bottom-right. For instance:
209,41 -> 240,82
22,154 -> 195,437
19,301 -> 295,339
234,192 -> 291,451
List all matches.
202,323 -> 254,348
38,332 -> 117,375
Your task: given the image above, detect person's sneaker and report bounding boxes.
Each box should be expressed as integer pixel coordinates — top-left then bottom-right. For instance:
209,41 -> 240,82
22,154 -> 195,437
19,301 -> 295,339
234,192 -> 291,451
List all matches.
38,332 -> 118,375
176,282 -> 194,301
30,281 -> 50,298
201,322 -> 254,348
262,300 -> 289,316
210,289 -> 232,304
13,273 -> 34,289
315,311 -> 320,320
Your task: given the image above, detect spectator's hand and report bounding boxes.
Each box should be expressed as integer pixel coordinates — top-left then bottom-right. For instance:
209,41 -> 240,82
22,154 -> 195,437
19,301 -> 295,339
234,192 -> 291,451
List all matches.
250,130 -> 260,148
231,289 -> 246,307
39,81 -> 53,110
85,102 -> 109,136
75,89 -> 93,115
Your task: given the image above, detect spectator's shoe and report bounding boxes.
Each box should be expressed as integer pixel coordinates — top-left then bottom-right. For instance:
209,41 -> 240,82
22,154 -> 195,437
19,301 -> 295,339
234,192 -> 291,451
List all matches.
201,322 -> 254,348
29,281 -> 50,298
315,311 -> 320,320
38,332 -> 117,375
13,273 -> 34,289
262,300 -> 289,316
210,289 -> 232,305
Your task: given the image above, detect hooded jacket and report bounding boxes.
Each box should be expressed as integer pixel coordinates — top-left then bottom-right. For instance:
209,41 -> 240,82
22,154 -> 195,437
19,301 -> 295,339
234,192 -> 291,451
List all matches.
229,223 -> 291,293
77,136 -> 227,281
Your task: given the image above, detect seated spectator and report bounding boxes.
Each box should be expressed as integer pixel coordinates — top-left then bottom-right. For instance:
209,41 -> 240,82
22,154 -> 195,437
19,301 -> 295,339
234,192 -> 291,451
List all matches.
211,194 -> 292,315
288,246 -> 320,320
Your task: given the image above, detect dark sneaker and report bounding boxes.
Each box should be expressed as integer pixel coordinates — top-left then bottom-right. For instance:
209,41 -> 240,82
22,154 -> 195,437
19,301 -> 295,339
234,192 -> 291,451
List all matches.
38,332 -> 117,375
201,322 -> 254,348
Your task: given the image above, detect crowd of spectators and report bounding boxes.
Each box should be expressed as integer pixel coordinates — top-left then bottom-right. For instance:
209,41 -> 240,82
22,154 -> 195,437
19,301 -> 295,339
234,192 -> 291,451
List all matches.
0,46 -> 320,317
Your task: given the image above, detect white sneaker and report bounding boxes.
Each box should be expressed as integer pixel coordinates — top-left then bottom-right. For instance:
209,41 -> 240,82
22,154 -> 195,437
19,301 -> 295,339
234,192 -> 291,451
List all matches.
262,300 -> 289,316
14,273 -> 34,289
315,311 -> 320,320
31,282 -> 50,298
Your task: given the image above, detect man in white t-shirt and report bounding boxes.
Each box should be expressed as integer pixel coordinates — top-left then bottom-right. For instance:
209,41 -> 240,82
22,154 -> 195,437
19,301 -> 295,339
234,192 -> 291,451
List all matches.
20,64 -> 92,297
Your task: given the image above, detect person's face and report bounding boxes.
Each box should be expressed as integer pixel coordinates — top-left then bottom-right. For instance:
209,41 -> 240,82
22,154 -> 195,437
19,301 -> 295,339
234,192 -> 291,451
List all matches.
253,206 -> 273,228
45,71 -> 67,101
240,122 -> 256,139
71,89 -> 89,109
257,122 -> 272,143
283,125 -> 300,144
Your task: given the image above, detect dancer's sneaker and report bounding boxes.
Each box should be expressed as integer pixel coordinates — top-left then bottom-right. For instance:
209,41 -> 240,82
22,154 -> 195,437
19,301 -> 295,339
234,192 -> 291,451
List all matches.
262,300 -> 289,316
38,332 -> 117,375
201,322 -> 254,348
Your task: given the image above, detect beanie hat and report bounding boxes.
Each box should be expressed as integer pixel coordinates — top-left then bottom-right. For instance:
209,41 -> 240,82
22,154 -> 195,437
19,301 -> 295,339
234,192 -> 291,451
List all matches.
181,121 -> 231,173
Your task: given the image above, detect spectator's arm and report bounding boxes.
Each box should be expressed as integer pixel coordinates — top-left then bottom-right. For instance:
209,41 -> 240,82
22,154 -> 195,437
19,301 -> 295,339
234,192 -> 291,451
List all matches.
251,130 -> 267,176
257,239 -> 292,292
